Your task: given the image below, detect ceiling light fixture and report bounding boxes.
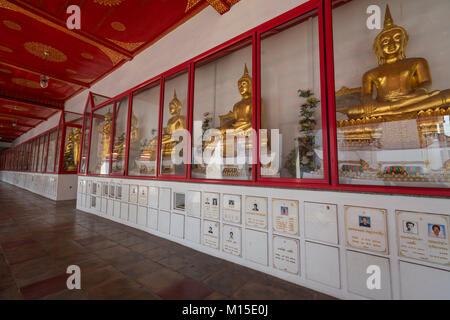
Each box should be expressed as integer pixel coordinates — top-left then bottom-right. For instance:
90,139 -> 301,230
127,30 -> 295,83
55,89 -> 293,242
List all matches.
40,51 -> 49,89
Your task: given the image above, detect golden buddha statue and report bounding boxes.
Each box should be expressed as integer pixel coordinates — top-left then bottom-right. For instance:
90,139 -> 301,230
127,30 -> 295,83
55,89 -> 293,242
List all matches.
337,5 -> 450,121
98,111 -> 112,161
72,128 -> 81,168
160,90 -> 187,159
63,131 -> 75,170
205,64 -> 253,158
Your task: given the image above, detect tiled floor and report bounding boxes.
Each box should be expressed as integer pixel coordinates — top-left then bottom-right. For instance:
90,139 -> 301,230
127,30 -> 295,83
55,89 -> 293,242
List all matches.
0,181 -> 335,300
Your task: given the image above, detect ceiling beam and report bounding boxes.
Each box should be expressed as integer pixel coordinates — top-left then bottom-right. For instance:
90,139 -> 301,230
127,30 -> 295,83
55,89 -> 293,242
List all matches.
0,94 -> 63,111
0,59 -> 89,89
0,126 -> 28,134
0,110 -> 47,121
8,0 -> 133,60
0,119 -> 35,129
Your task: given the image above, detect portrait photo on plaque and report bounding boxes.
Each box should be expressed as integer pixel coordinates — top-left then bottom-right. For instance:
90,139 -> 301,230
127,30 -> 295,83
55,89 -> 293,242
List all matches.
396,210 -> 450,266
129,185 -> 138,203
245,196 -> 268,230
203,192 -> 220,220
272,199 -> 299,236
223,224 -> 241,257
202,220 -> 219,250
223,194 -> 241,224
273,235 -> 299,275
345,206 -> 388,254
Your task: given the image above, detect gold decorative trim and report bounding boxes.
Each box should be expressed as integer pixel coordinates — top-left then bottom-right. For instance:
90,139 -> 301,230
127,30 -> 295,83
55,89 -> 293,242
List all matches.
186,0 -> 203,12
81,52 -> 94,60
207,0 -> 229,14
3,20 -> 21,30
66,69 -> 77,74
110,21 -> 126,32
12,78 -> 41,89
0,68 -> 12,74
24,42 -> 67,62
0,45 -> 12,53
3,104 -> 28,112
107,39 -> 145,51
93,0 -> 124,6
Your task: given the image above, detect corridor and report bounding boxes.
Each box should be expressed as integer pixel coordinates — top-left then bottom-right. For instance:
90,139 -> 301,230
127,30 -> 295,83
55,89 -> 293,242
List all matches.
0,181 -> 333,300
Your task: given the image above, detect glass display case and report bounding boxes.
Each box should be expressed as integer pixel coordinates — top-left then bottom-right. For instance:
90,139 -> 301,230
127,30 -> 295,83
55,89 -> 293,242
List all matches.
46,130 -> 57,172
37,135 -> 45,172
332,0 -> 450,188
191,38 -> 254,180
88,103 -> 114,175
260,9 -> 326,180
40,133 -> 48,172
79,100 -> 91,174
111,95 -> 129,174
62,126 -> 81,172
128,80 -> 161,177
160,69 -> 189,176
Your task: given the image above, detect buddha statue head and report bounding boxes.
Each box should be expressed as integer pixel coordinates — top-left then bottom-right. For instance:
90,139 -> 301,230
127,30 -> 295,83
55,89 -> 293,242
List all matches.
169,90 -> 182,116
104,111 -> 112,122
373,5 -> 409,65
238,64 -> 252,98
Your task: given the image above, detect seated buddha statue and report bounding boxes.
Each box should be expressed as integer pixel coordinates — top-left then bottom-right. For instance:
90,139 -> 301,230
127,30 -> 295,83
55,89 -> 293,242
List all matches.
158,90 -> 187,160
205,64 -> 253,158
337,5 -> 450,122
98,111 -> 112,161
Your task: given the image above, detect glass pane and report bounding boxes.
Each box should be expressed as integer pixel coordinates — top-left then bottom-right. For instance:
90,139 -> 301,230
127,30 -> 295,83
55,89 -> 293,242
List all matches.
54,126 -> 62,172
160,70 -> 189,175
333,0 -> 450,188
31,139 -> 37,171
260,10 -> 324,180
63,126 -> 81,171
46,131 -> 57,172
191,39 -> 254,180
41,134 -> 48,172
88,104 -> 113,175
37,137 -> 44,172
128,82 -> 160,176
112,96 -> 129,174
80,100 -> 92,174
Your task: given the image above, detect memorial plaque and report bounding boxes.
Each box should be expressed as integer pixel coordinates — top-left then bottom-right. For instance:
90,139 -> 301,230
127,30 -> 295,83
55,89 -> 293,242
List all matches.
203,220 -> 219,250
304,202 -> 338,244
129,185 -> 138,204
223,225 -> 241,257
203,192 -> 220,220
397,210 -> 450,266
345,206 -> 388,254
186,191 -> 201,217
223,194 -> 241,224
272,199 -> 299,236
109,183 -> 115,198
273,236 -> 299,275
102,183 -> 108,197
245,196 -> 268,229
138,186 -> 148,206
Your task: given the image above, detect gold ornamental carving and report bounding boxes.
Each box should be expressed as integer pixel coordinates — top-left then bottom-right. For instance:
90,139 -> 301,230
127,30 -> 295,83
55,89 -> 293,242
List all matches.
12,78 -> 41,89
4,105 -> 28,112
0,45 -> 12,53
0,68 -> 12,74
3,20 -> 21,30
93,0 -> 124,6
24,42 -> 67,63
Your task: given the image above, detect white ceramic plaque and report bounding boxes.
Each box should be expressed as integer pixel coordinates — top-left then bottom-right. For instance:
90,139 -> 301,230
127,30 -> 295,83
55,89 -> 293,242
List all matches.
129,204 -> 137,224
120,203 -> 128,221
305,242 -> 340,288
272,199 -> 299,236
102,183 -> 109,197
203,192 -> 220,220
246,229 -> 268,266
273,235 -> 299,274
121,185 -> 130,202
396,210 -> 450,266
305,202 -> 338,244
170,213 -> 185,238
129,185 -> 138,204
148,186 -> 159,208
138,186 -> 148,206
186,191 -> 201,217
203,220 -> 219,250
223,225 -> 241,257
109,183 -> 115,198
245,196 -> 268,230
158,210 -> 170,234
223,194 -> 241,224
159,188 -> 171,211
345,206 -> 388,254
185,216 -> 201,244
137,206 -> 147,226
148,208 -> 158,230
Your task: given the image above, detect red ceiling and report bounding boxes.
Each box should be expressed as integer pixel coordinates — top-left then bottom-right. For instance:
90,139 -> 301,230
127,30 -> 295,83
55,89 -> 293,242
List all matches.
0,0 -> 241,143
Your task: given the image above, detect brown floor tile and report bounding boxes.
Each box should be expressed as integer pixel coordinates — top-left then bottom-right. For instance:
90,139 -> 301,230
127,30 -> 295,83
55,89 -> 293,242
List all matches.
87,277 -> 145,300
19,273 -> 68,300
10,256 -> 65,288
120,259 -> 163,279
203,270 -> 250,297
0,285 -> 23,300
232,281 -> 287,300
137,269 -> 184,293
158,277 -> 214,300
